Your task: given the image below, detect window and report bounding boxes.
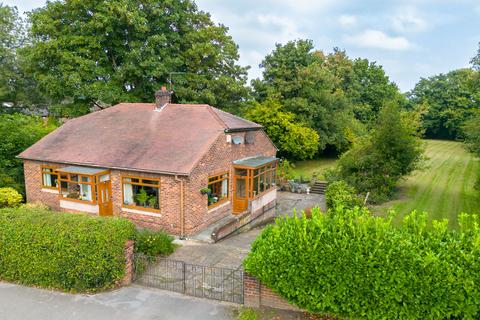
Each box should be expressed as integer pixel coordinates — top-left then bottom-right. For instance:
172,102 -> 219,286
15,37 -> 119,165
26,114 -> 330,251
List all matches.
122,176 -> 160,211
59,173 -> 94,202
42,166 -> 58,189
207,173 -> 229,208
250,162 -> 277,198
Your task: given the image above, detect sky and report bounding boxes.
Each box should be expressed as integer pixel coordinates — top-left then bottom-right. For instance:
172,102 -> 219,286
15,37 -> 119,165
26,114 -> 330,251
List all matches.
5,0 -> 480,92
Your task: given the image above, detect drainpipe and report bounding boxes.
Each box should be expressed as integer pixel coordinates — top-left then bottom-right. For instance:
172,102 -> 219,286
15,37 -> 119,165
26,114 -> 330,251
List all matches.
175,175 -> 186,239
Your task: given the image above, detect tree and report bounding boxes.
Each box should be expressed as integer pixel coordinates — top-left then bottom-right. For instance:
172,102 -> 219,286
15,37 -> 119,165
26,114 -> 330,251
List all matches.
244,100 -> 319,159
407,69 -> 479,140
326,102 -> 425,202
21,0 -> 249,117
252,40 -> 355,153
0,114 -> 57,194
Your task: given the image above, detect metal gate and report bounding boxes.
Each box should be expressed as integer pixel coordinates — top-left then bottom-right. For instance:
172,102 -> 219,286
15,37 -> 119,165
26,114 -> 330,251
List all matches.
133,254 -> 244,304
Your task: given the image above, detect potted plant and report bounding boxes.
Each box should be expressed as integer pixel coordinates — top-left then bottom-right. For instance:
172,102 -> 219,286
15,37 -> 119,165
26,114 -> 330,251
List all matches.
135,188 -> 149,207
200,187 -> 211,195
148,196 -> 157,209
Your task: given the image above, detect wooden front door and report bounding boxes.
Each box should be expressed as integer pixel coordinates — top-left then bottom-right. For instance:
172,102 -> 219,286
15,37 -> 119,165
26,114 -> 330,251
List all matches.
98,177 -> 113,216
233,169 -> 249,214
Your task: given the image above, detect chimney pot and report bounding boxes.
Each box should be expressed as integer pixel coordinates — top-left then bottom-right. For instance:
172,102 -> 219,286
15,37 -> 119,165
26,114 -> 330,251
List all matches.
155,86 -> 172,107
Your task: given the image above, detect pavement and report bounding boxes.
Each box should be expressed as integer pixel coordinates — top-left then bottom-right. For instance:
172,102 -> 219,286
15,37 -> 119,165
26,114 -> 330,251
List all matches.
170,191 -> 325,269
0,282 -> 235,320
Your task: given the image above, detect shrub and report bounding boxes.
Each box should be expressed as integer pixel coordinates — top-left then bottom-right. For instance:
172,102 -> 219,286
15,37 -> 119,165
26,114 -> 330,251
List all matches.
244,207 -> 480,319
0,187 -> 23,208
0,207 -> 135,292
135,229 -> 175,256
325,180 -> 363,211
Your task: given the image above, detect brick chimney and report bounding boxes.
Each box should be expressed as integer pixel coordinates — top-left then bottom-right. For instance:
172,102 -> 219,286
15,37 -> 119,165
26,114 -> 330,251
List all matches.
155,86 -> 172,107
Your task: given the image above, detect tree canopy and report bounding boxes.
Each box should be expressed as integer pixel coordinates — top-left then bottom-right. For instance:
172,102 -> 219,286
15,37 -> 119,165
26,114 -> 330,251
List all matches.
21,0 -> 249,116
244,100 -> 319,160
407,68 -> 479,140
326,102 -> 425,202
252,40 -> 402,154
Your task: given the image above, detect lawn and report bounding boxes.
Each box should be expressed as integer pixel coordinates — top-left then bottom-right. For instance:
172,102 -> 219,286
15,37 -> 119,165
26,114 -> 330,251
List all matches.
371,140 -> 480,227
290,158 -> 337,180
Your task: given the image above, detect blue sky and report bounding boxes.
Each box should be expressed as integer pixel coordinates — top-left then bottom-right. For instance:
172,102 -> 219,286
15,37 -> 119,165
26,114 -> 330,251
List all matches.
5,0 -> 480,92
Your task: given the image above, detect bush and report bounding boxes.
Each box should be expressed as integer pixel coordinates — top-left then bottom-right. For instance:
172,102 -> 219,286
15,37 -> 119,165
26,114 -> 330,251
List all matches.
325,180 -> 363,211
244,207 -> 480,319
0,187 -> 23,208
135,229 -> 175,256
0,207 -> 135,292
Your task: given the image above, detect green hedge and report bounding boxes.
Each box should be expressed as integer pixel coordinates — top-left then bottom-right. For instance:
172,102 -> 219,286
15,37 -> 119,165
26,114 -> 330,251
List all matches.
325,180 -> 363,211
244,207 -> 480,319
135,228 -> 175,256
0,207 -> 135,292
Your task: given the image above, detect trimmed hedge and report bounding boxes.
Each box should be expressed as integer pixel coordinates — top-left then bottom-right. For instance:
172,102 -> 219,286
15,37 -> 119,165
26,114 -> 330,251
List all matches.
325,180 -> 363,211
244,207 -> 480,319
0,207 -> 135,292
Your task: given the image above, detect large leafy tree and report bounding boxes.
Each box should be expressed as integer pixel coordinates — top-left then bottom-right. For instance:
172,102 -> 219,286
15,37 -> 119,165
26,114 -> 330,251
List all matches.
407,68 -> 479,139
252,40 -> 354,153
245,100 -> 319,160
0,114 -> 57,194
21,0 -> 249,116
326,102 -> 425,202
252,40 -> 402,154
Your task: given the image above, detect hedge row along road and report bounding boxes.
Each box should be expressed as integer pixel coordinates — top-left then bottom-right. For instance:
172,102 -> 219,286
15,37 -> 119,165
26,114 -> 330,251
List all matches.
373,139 -> 480,227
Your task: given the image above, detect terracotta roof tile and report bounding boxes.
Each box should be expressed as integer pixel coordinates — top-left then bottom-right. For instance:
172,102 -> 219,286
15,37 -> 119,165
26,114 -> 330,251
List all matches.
18,103 -> 261,175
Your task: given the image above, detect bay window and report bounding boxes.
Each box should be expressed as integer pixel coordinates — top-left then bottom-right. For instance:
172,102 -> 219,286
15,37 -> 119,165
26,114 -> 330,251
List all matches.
59,173 -> 94,202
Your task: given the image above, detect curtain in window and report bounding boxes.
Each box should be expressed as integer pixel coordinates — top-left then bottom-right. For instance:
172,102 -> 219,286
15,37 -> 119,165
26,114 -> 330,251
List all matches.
221,179 -> 228,197
43,174 -> 52,187
79,184 -> 92,201
123,183 -> 134,205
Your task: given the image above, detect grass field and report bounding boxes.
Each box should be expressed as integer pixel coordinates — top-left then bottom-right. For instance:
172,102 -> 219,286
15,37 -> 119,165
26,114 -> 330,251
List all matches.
291,158 -> 337,180
372,140 -> 480,227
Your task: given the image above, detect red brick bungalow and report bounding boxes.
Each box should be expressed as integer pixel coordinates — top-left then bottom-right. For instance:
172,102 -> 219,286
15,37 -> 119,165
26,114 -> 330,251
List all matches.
18,88 -> 278,237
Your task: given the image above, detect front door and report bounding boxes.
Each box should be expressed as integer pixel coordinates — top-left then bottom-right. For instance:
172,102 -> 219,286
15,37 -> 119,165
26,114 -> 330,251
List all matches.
98,174 -> 113,216
233,169 -> 248,214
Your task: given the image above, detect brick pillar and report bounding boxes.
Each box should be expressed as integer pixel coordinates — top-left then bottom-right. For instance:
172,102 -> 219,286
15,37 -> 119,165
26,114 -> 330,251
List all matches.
244,273 -> 261,308
122,240 -> 135,286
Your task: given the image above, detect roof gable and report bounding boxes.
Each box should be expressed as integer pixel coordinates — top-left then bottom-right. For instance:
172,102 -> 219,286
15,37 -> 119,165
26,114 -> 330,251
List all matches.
19,103 -> 262,175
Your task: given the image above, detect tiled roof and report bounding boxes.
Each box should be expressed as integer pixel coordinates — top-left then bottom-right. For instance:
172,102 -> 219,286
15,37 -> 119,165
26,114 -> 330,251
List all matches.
18,103 -> 262,175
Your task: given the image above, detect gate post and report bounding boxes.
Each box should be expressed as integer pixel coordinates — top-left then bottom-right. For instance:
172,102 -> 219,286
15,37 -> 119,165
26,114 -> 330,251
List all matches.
122,240 -> 135,286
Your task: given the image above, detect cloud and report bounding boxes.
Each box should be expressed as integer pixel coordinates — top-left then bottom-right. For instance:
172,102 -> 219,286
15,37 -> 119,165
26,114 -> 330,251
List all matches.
339,15 -> 357,28
344,30 -> 413,51
391,7 -> 428,33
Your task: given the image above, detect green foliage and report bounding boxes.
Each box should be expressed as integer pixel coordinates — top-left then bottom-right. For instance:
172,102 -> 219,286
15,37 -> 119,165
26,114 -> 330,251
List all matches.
21,0 -> 249,116
0,207 -> 135,292
407,68 -> 480,140
0,187 -> 23,208
236,308 -> 259,320
325,180 -> 362,211
245,100 -> 319,159
463,111 -> 480,157
253,41 -> 402,154
244,206 -> 480,319
135,188 -> 149,206
0,113 -> 57,194
135,229 -> 175,256
327,102 -> 425,202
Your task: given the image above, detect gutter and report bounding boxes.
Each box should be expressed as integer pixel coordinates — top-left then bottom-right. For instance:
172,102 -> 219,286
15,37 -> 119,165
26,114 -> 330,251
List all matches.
224,127 -> 262,133
16,156 -> 190,177
174,175 -> 186,240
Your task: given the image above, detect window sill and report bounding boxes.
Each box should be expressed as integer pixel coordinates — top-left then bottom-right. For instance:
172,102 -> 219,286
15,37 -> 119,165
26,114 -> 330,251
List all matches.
121,207 -> 162,217
41,188 -> 59,194
59,197 -> 95,204
208,200 -> 230,212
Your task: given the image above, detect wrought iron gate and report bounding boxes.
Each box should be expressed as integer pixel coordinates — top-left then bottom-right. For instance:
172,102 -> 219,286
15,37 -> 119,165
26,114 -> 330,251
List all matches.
133,254 -> 244,304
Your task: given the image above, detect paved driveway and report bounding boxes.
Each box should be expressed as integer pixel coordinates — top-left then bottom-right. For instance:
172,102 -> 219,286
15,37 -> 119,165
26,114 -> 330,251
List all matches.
170,191 -> 325,269
0,282 -> 234,320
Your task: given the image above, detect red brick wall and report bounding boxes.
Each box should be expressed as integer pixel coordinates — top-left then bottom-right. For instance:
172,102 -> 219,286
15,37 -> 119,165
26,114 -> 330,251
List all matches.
185,130 -> 277,235
122,240 -> 134,286
22,129 -> 276,237
244,274 -> 301,311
